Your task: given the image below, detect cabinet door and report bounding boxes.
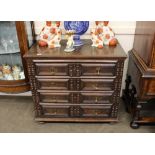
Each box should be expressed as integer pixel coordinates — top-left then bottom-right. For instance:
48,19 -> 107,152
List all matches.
0,21 -> 34,93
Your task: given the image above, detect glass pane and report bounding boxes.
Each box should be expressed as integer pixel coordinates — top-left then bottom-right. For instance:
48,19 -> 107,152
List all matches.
0,21 -> 25,81
25,21 -> 33,48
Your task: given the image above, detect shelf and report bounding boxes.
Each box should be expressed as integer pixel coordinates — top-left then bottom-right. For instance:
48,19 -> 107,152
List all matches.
0,50 -> 20,55
0,79 -> 30,93
0,91 -> 32,96
0,79 -> 26,84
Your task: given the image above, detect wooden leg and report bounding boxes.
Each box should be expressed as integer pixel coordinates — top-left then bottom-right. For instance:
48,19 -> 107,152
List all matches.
122,75 -> 132,113
130,86 -> 141,129
124,75 -> 131,94
130,85 -> 137,113
128,85 -> 141,129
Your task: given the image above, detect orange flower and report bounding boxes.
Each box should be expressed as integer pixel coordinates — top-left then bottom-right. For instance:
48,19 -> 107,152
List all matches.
46,21 -> 52,26
109,38 -> 117,46
38,40 -> 48,47
98,36 -> 102,41
105,34 -> 110,39
49,44 -> 55,48
97,28 -> 103,34
104,21 -> 109,26
43,34 -> 48,39
50,28 -> 56,34
96,40 -> 99,44
95,30 -> 98,35
56,21 -> 60,27
98,45 -> 103,49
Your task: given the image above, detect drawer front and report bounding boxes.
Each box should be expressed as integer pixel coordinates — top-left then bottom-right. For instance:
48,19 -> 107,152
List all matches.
35,62 -> 117,77
39,92 -> 70,104
81,92 -> 113,104
81,105 -> 111,117
37,78 -> 115,91
39,92 -> 114,105
81,63 -> 117,76
81,79 -> 115,91
37,79 -> 69,90
42,106 -> 69,117
42,105 -> 111,118
35,63 -> 68,76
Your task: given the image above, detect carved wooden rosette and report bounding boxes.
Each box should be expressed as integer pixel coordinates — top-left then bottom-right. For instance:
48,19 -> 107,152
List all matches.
68,64 -> 82,77
69,106 -> 83,117
69,93 -> 81,104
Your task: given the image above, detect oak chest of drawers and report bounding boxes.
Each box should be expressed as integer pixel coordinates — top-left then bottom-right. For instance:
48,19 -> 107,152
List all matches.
24,40 -> 127,122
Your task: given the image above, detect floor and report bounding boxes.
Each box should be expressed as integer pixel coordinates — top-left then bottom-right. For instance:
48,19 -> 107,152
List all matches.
0,96 -> 155,133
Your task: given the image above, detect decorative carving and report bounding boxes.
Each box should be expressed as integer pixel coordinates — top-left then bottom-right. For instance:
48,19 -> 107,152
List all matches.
27,59 -> 43,116
68,78 -> 81,90
68,64 -> 82,77
69,93 -> 81,104
111,61 -> 124,118
69,106 -> 83,117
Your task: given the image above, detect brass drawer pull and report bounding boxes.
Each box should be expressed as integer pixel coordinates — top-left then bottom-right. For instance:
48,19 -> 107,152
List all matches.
50,67 -> 55,75
93,84 -> 99,90
52,96 -> 57,102
96,67 -> 101,75
95,97 -> 98,103
50,82 -> 55,86
53,110 -> 57,115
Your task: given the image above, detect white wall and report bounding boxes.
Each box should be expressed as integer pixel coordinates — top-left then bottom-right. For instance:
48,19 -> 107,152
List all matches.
34,21 -> 136,91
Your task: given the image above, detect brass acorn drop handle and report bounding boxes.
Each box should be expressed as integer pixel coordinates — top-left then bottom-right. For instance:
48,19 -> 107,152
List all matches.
53,110 -> 57,115
95,97 -> 98,103
93,83 -> 99,90
52,96 -> 57,102
96,67 -> 101,75
50,82 -> 55,86
95,110 -> 98,115
50,67 -> 55,75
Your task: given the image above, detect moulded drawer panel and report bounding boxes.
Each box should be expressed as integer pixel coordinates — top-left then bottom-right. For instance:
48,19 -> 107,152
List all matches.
41,105 -> 111,118
38,91 -> 114,105
81,78 -> 115,91
81,92 -> 114,104
81,63 -> 117,76
37,79 -> 69,90
35,63 -> 68,76
39,92 -> 70,104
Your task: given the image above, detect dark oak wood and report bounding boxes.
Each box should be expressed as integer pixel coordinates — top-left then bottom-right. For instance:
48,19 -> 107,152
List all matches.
122,21 -> 155,128
24,39 -> 127,122
0,21 -> 35,93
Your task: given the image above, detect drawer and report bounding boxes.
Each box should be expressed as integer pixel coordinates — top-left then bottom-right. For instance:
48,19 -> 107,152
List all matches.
37,79 -> 69,90
39,91 -> 114,105
35,63 -> 69,76
81,79 -> 115,91
37,78 -> 115,91
35,62 -> 117,77
39,92 -> 70,104
42,105 -> 69,117
81,105 -> 111,117
42,105 -> 111,118
81,63 -> 117,76
81,92 -> 113,104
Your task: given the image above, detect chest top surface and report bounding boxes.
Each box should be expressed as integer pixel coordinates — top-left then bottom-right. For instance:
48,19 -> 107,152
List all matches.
24,39 -> 127,59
